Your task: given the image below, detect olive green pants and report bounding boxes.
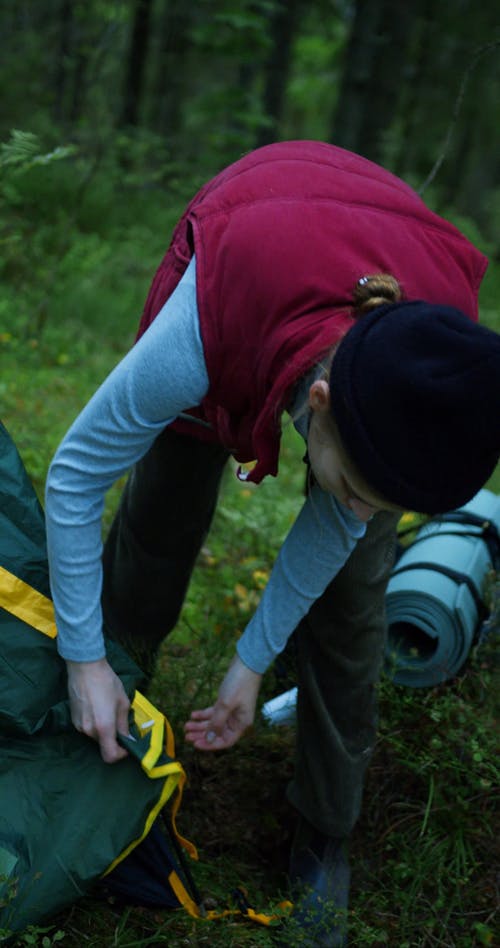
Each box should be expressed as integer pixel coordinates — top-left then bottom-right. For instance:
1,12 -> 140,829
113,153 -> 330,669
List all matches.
102,427 -> 399,838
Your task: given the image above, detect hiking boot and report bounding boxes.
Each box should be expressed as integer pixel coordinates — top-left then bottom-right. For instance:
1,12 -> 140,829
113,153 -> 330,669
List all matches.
279,816 -> 350,947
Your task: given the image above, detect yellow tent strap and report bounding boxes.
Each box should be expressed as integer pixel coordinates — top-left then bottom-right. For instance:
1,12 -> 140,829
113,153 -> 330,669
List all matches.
105,696 -> 198,874
159,722 -> 292,927
130,692 -> 197,860
0,567 -> 291,927
168,869 -> 292,927
206,900 -> 294,927
0,568 -> 198,871
0,566 -> 57,637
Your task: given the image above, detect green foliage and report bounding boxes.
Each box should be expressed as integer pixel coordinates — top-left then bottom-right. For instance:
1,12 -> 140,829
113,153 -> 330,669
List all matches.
0,130 -> 76,171
2,125 -> 499,942
0,131 -> 77,316
0,126 -> 198,349
349,651 -> 498,946
1,874 -> 66,946
15,929 -> 65,948
190,0 -> 277,57
1,6 -> 499,942
283,13 -> 347,140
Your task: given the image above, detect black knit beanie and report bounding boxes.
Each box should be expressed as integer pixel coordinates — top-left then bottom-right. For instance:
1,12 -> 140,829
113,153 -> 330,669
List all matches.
329,301 -> 500,514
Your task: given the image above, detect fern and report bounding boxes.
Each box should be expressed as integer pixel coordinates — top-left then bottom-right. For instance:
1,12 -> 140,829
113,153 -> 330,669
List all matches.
0,129 -> 76,172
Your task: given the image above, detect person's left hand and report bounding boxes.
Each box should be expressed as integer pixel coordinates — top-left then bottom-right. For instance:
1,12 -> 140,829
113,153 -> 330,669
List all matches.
184,653 -> 262,751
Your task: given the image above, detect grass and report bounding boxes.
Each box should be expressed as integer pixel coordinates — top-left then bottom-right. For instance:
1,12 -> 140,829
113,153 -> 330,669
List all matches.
1,162 -> 499,947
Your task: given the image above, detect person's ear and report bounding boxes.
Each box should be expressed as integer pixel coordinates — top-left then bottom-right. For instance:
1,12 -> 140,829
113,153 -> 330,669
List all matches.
308,379 -> 331,414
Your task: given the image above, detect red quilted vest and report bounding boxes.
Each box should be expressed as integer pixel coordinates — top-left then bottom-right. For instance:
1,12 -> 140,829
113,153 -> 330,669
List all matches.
137,141 -> 488,483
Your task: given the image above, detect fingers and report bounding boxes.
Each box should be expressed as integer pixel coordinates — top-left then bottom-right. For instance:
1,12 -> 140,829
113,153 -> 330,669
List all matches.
184,720 -> 242,751
186,732 -> 235,752
99,728 -> 129,764
74,702 -> 130,764
188,707 -> 215,722
66,658 -> 131,764
184,655 -> 262,752
184,704 -> 246,752
184,709 -> 218,749
116,694 -> 132,740
100,691 -> 131,763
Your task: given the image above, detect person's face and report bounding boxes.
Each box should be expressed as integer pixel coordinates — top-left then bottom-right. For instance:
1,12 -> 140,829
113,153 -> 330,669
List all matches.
306,380 -> 404,522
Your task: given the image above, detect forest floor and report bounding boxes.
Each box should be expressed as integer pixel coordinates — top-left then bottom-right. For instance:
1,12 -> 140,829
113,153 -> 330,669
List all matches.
1,156 -> 498,948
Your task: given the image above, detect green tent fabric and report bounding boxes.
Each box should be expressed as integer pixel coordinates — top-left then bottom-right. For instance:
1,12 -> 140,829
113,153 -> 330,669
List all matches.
0,421 -> 195,937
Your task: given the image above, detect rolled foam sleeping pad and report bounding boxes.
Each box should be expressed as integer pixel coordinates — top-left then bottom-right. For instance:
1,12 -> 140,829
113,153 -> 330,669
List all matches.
385,488 -> 500,687
261,489 -> 500,723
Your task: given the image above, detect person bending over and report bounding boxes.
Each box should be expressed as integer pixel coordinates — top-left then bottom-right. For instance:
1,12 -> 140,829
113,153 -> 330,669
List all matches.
45,141 -> 500,947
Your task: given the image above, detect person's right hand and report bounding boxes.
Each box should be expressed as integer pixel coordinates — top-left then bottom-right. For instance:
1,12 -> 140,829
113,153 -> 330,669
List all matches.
66,657 -> 131,763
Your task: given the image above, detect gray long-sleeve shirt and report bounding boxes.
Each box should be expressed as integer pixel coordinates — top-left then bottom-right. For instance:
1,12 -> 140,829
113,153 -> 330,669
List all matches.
45,256 -> 366,675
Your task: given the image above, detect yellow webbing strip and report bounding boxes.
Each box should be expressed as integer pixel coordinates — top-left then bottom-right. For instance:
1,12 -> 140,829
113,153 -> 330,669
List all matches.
169,868 -> 293,926
105,695 -> 198,873
164,714 -> 176,758
0,568 -> 286,925
0,566 -> 57,638
103,766 -> 183,875
132,691 -> 167,774
168,869 -> 201,918
204,906 -> 290,926
170,776 -> 198,860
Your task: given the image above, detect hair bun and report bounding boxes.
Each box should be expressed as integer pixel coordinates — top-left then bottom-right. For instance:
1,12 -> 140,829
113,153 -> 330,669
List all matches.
353,273 -> 402,315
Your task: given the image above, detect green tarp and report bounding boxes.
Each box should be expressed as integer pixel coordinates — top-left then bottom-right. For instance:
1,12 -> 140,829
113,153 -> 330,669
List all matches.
0,421 -> 190,937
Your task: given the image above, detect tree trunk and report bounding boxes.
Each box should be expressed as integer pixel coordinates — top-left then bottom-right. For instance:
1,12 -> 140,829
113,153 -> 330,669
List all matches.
330,0 -> 382,154
149,0 -> 191,139
441,40 -> 500,237
121,0 -> 154,127
331,0 -> 420,164
53,0 -> 73,124
256,0 -> 302,147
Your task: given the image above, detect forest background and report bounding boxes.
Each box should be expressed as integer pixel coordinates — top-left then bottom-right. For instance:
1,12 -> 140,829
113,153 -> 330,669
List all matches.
1,1 -> 499,947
